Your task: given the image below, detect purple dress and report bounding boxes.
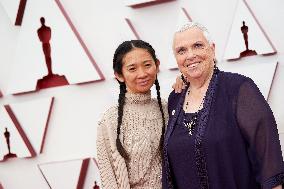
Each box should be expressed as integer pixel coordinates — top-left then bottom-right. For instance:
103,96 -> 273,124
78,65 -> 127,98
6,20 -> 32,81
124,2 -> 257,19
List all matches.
162,70 -> 284,189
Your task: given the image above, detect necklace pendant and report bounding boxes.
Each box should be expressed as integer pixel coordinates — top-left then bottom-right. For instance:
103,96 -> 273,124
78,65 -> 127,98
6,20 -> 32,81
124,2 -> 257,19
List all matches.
183,121 -> 194,136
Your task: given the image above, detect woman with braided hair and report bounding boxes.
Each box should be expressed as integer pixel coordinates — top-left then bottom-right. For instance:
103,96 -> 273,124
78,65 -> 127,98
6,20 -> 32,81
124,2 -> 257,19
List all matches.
97,40 -> 168,189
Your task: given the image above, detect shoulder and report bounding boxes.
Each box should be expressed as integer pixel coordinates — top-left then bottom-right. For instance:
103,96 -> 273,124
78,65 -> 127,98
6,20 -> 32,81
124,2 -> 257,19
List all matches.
161,98 -> 168,113
152,98 -> 168,111
218,71 -> 254,91
160,98 -> 168,108
149,98 -> 169,121
167,89 -> 185,117
217,71 -> 262,103
151,97 -> 167,105
98,105 -> 118,128
168,89 -> 183,104
219,71 -> 251,84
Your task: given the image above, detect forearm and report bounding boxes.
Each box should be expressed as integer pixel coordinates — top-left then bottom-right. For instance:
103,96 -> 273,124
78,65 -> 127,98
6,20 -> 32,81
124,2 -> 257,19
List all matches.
97,126 -> 119,188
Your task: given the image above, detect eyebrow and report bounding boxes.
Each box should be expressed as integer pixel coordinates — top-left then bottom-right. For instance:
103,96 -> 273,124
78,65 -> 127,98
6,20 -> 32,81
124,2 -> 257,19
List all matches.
143,59 -> 153,63
174,46 -> 185,52
124,57 -> 154,68
175,40 -> 205,50
194,41 -> 206,45
125,64 -> 136,68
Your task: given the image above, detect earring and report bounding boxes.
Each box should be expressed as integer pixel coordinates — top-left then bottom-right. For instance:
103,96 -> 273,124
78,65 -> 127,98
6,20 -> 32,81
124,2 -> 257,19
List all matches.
213,58 -> 219,72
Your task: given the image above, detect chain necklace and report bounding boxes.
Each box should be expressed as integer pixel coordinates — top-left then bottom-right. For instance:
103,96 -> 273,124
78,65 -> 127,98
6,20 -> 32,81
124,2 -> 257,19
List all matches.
182,67 -> 218,135
183,88 -> 205,136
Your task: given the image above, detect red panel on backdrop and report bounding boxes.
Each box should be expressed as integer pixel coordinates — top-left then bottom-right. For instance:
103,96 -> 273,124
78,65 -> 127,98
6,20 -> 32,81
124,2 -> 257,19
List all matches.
181,7 -> 193,21
38,157 -> 101,189
77,158 -> 90,189
125,18 -> 140,40
40,97 -> 54,153
127,0 -> 175,8
54,0 -> 105,81
15,0 -> 27,25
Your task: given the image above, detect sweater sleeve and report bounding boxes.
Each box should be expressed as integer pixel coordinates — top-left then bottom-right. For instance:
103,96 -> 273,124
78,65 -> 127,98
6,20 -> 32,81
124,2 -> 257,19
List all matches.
97,119 -> 119,189
236,78 -> 284,188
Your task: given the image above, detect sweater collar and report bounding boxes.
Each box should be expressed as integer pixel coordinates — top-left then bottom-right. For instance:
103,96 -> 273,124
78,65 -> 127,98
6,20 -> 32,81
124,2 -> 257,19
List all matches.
125,91 -> 151,104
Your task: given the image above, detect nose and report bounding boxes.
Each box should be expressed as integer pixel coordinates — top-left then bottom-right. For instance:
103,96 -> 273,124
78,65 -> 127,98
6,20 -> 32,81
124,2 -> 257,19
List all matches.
137,67 -> 147,78
185,50 -> 196,61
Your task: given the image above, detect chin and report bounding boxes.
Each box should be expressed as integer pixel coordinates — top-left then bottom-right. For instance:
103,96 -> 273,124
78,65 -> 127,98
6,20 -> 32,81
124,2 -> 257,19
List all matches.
130,86 -> 149,94
135,90 -> 150,94
184,70 -> 202,79
138,87 -> 151,93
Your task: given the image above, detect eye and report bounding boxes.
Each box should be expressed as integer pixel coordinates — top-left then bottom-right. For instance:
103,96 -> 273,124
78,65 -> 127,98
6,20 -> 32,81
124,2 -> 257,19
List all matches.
177,47 -> 186,55
193,43 -> 204,49
145,63 -> 152,67
128,67 -> 136,72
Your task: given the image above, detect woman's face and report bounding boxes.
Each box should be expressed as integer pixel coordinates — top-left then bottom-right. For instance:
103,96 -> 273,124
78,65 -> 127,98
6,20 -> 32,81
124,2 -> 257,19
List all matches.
173,27 -> 215,80
115,48 -> 159,94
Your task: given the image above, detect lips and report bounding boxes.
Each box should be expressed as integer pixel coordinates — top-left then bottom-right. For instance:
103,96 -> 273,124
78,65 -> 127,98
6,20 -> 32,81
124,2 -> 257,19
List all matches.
186,62 -> 200,68
138,80 -> 150,86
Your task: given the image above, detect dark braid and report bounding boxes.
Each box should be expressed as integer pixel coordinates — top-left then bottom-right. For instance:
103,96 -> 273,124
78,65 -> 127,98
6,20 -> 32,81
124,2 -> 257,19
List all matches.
155,79 -> 166,156
113,39 -> 165,160
116,82 -> 129,160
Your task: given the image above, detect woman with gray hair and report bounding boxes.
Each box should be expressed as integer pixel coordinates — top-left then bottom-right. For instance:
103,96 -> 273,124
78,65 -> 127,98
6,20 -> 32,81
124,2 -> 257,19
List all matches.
162,22 -> 284,189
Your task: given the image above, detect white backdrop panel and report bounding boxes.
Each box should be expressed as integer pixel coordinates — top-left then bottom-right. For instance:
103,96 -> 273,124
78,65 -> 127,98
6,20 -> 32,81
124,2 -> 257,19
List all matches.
7,0 -> 102,94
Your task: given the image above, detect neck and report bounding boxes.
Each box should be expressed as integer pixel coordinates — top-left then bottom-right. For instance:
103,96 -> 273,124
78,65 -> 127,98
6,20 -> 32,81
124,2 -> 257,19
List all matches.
125,91 -> 151,104
189,68 -> 214,91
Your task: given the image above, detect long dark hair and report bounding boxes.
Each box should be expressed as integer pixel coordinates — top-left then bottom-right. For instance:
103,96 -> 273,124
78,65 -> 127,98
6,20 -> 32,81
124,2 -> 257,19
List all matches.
113,40 -> 166,160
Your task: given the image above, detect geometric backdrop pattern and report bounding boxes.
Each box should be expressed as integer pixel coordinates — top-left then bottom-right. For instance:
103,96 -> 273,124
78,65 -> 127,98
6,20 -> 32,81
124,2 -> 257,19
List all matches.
1,0 -> 284,188
167,7 -> 192,69
0,0 -> 26,25
0,97 -> 54,161
218,60 -> 278,100
38,158 -> 100,189
223,0 -> 276,60
7,0 -> 104,94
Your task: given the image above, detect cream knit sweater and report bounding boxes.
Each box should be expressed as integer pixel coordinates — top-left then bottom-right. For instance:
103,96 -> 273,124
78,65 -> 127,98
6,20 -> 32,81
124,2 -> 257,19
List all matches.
97,91 -> 168,189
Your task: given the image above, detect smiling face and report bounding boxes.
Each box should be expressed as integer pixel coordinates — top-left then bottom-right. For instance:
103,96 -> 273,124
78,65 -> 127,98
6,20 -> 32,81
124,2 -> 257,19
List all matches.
115,48 -> 159,94
173,27 -> 215,81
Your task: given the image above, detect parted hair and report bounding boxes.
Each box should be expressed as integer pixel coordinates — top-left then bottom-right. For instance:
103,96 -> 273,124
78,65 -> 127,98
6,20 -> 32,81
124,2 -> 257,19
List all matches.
113,40 -> 166,160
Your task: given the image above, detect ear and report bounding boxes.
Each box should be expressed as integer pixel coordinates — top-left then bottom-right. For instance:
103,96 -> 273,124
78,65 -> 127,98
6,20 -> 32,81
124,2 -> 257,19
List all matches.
211,43 -> 215,52
156,59 -> 160,73
114,72 -> 124,82
210,43 -> 216,57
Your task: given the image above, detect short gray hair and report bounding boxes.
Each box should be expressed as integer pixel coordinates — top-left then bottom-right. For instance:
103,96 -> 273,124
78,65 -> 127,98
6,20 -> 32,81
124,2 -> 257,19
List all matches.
175,21 -> 213,45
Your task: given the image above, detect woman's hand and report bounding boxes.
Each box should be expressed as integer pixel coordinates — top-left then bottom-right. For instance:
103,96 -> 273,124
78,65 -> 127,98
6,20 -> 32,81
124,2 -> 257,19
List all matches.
172,75 -> 186,93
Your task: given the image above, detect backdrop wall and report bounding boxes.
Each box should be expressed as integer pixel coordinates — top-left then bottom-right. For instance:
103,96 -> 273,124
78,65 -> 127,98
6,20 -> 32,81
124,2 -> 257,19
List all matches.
0,0 -> 284,188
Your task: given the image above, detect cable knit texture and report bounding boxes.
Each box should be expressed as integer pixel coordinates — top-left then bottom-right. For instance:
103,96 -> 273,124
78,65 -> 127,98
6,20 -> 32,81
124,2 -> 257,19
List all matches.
97,91 -> 168,189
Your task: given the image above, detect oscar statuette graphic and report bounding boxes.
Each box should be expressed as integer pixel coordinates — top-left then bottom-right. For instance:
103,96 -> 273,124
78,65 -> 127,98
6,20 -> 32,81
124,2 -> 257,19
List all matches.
239,21 -> 257,58
93,181 -> 100,189
36,17 -> 68,90
3,128 -> 17,160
